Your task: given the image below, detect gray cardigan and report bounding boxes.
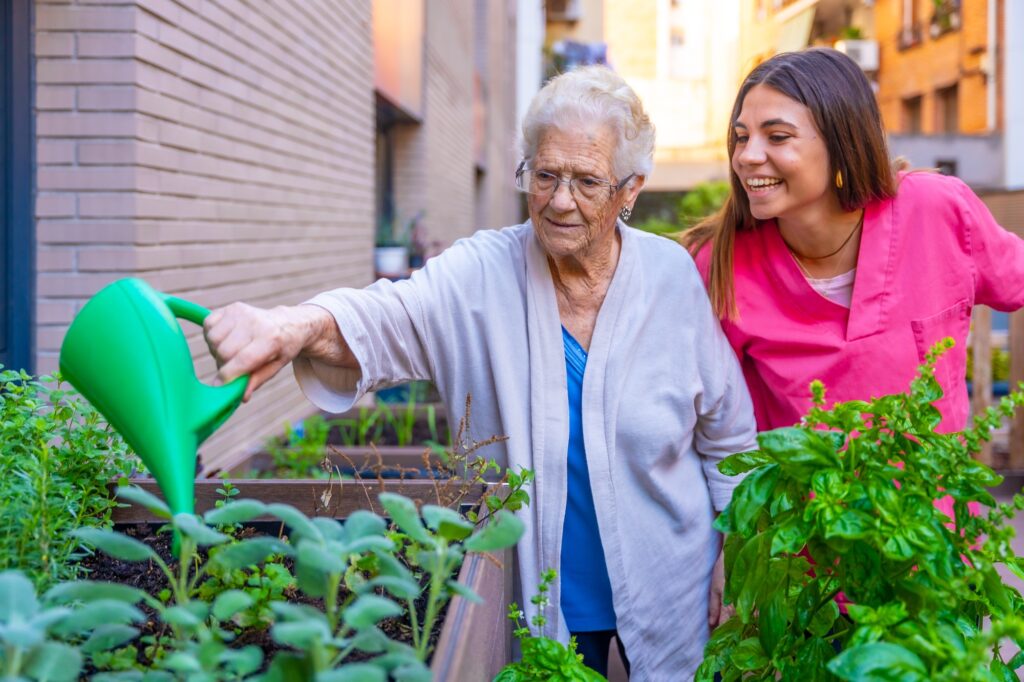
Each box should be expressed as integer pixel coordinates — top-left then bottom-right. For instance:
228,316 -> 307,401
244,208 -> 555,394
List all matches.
294,221 -> 757,680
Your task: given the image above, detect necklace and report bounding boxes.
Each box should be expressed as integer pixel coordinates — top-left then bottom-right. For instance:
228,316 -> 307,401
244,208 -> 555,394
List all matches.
782,210 -> 864,261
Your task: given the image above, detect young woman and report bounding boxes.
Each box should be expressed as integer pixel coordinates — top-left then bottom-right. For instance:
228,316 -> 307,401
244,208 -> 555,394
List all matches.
684,48 -> 1024,479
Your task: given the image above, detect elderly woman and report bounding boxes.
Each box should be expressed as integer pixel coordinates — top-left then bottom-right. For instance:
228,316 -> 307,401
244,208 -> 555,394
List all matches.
204,65 -> 755,679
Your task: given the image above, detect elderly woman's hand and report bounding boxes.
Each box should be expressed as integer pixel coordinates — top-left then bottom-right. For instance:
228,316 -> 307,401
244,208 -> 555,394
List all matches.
203,302 -> 348,401
708,548 -> 734,630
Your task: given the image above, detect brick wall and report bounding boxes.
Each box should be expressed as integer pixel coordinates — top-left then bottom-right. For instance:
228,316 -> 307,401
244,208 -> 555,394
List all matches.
421,1 -> 476,246
475,0 -> 521,230
874,0 -> 993,134
34,0 -> 376,468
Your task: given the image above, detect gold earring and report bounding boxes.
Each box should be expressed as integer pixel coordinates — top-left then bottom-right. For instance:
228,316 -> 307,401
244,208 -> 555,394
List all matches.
835,170 -> 844,189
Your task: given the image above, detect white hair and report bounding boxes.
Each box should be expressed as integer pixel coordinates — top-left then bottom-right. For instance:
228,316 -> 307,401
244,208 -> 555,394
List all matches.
520,65 -> 655,181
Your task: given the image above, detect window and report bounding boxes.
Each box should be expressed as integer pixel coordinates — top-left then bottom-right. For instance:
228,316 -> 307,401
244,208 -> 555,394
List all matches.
903,95 -> 923,134
1,0 -> 34,371
936,84 -> 959,134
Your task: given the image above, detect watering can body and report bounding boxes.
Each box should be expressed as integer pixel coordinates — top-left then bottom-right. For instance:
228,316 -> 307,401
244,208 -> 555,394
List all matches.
59,278 -> 248,518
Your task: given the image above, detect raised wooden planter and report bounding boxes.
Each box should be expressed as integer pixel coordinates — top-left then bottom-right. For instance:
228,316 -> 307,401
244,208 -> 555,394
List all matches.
110,477 -> 513,678
204,404 -> 453,479
209,447 -> 447,480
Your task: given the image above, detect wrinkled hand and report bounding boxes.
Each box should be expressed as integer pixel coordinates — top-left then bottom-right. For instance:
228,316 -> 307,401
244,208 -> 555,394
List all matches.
203,302 -> 328,401
708,548 -> 734,630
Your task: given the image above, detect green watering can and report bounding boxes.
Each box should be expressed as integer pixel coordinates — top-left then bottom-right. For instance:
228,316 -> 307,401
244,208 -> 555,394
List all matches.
59,278 -> 249,524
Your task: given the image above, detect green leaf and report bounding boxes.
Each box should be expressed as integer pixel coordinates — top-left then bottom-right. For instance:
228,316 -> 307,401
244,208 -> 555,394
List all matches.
210,537 -> 292,571
273,619 -> 331,650
173,514 -> 230,546
316,664 -> 388,682
44,581 -> 146,607
422,505 -> 474,540
758,428 -> 840,478
807,599 -> 839,638
758,590 -> 786,657
203,499 -> 268,526
729,637 -> 768,671
266,503 -> 323,543
0,570 -> 39,623
718,450 -> 773,476
343,595 -> 403,629
162,605 -> 201,629
825,509 -> 875,540
72,528 -> 158,562
366,576 -> 420,601
391,662 -> 433,682
345,510 -> 387,539
827,643 -> 928,681
81,623 -> 139,653
770,514 -> 812,555
378,493 -> 431,543
51,600 -> 144,637
24,641 -> 83,682
115,486 -> 171,519
212,590 -> 255,621
730,464 -> 780,535
464,511 -> 524,552
991,658 -> 1018,682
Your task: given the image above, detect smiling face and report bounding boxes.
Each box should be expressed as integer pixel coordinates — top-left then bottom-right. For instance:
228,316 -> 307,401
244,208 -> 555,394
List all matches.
527,124 -> 639,263
731,84 -> 840,224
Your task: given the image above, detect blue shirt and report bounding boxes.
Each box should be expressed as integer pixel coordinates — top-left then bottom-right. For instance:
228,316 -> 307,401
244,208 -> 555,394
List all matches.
559,327 -> 616,632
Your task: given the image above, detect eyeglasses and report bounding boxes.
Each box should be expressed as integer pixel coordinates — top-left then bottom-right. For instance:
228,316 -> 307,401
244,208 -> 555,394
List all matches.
515,161 -> 635,203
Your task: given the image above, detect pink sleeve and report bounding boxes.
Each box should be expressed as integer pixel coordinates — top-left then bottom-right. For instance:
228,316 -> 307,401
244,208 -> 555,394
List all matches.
956,179 -> 1024,311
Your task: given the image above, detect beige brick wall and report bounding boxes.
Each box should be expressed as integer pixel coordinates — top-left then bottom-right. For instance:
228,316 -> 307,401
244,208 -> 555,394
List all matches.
421,2 -> 476,246
34,0 -> 376,469
474,0 -> 522,230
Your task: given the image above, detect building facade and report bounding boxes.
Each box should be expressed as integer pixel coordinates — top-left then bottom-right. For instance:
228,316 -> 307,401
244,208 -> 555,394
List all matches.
6,0 -> 526,468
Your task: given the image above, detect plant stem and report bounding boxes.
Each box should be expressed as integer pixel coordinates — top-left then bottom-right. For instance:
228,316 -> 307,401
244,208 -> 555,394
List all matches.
325,572 -> 342,633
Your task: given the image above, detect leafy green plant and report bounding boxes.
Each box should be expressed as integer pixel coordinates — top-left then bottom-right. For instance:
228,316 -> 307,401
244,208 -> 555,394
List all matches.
0,569 -> 149,681
677,180 -> 730,226
264,415 -> 333,479
0,368 -> 137,589
967,345 -> 1011,383
494,569 -> 605,682
71,473 -> 527,679
698,339 -> 1024,681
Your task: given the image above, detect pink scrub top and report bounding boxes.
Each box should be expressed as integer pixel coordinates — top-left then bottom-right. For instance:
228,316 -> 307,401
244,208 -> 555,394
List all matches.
697,172 -> 1024,440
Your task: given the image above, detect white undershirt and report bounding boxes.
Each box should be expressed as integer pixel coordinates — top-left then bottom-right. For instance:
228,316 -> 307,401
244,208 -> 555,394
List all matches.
805,268 -> 856,308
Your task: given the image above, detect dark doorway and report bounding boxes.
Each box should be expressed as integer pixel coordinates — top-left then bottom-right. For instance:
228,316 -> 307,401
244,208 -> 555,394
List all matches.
1,0 -> 34,371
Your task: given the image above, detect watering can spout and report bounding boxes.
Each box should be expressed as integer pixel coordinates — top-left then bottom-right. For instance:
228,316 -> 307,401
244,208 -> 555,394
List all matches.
59,278 -> 249,524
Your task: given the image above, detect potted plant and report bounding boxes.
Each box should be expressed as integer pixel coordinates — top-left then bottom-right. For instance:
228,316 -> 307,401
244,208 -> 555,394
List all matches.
698,339 -> 1024,681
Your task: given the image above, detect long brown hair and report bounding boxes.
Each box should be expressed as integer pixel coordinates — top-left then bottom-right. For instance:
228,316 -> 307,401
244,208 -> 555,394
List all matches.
682,48 -> 898,319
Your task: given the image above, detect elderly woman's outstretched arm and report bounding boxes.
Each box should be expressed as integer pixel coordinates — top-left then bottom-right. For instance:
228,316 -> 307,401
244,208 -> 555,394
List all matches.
204,302 -> 360,402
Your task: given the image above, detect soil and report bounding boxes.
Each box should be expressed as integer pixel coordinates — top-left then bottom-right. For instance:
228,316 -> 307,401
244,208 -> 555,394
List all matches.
78,523 -> 447,674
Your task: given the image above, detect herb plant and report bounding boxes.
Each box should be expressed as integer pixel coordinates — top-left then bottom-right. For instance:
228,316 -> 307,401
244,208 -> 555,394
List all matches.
698,340 -> 1024,681
0,368 -> 137,589
494,569 -> 606,682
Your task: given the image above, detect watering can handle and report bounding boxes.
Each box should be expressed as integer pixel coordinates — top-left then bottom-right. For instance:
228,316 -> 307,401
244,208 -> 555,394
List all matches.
160,294 -> 212,327
159,293 -> 250,438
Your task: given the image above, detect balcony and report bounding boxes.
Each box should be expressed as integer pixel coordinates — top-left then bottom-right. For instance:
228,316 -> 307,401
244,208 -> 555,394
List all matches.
930,0 -> 961,39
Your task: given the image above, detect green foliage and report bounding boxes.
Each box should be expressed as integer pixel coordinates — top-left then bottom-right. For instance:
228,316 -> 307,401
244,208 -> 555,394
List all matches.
967,345 -> 1011,383
0,569 -> 146,681
68,472 -> 529,679
494,570 -> 605,682
677,180 -> 731,227
632,180 -> 731,240
698,339 -> 1024,681
263,398 -> 451,479
264,414 -> 334,479
0,368 -> 138,589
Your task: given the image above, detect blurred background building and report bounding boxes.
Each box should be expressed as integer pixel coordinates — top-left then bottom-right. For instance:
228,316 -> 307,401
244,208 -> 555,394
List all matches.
1,0 -> 1021,467
1,0 -> 543,467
